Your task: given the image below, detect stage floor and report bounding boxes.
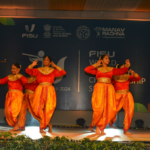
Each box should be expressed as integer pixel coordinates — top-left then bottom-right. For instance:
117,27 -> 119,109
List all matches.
0,126 -> 150,142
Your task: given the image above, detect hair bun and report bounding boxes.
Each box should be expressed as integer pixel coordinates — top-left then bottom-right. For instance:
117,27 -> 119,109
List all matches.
13,63 -> 21,69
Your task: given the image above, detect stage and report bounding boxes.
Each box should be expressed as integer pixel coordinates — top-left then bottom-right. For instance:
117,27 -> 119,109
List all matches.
0,126 -> 150,142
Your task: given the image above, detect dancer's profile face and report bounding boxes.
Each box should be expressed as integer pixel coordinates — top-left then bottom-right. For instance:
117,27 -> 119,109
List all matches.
102,55 -> 110,65
43,56 -> 51,67
11,65 -> 19,75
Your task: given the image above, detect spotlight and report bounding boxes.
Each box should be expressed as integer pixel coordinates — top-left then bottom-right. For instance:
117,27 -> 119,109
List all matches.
76,118 -> 85,127
135,119 -> 144,128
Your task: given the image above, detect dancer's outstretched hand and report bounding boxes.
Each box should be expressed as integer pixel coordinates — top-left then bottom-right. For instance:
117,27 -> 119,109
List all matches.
31,60 -> 38,67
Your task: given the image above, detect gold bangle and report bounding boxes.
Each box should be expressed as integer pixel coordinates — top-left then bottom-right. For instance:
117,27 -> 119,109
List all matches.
125,63 -> 130,68
28,64 -> 33,69
134,73 -> 139,78
92,64 -> 98,68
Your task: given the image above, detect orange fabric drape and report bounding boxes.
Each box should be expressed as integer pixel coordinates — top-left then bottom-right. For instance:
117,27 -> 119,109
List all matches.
19,93 -> 40,129
32,85 -> 56,129
109,92 -> 134,132
5,91 -> 23,127
89,82 -> 116,131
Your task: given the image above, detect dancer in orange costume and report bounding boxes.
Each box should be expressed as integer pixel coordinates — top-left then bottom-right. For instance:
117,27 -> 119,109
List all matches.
0,63 -> 27,131
25,56 -> 66,133
109,64 -> 141,135
19,76 -> 39,131
84,54 -> 130,135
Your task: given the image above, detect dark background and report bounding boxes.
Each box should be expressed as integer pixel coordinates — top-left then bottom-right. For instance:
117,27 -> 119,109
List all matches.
0,19 -> 148,111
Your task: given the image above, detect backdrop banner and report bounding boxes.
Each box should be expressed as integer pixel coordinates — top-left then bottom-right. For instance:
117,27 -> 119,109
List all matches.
0,18 -> 148,111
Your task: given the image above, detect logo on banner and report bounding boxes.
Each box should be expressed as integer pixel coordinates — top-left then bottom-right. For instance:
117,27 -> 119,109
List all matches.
22,50 -> 45,65
76,25 -> 90,40
43,24 -> 52,38
22,24 -> 38,38
25,24 -> 35,32
94,27 -> 102,37
22,51 -> 67,84
94,27 -> 125,39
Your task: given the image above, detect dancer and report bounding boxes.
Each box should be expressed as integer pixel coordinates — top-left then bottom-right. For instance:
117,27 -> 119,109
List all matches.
84,54 -> 130,135
109,64 -> 141,135
25,56 -> 66,133
19,76 -> 39,130
0,63 -> 27,131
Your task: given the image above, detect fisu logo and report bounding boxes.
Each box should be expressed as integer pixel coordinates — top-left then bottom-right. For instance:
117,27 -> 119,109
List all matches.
25,24 -> 35,32
22,50 -> 67,84
22,24 -> 38,38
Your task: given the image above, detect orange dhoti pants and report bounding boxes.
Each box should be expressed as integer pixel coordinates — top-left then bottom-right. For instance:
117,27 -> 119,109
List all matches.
19,93 -> 40,129
5,90 -> 23,127
32,85 -> 56,130
109,92 -> 134,132
89,82 -> 116,131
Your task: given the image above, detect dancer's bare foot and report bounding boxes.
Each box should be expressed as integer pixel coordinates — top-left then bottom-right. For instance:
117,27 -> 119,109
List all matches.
40,129 -> 46,133
101,130 -> 106,135
109,124 -> 117,129
48,123 -> 52,133
124,131 -> 132,135
9,123 -> 19,132
96,126 -> 100,134
88,128 -> 95,132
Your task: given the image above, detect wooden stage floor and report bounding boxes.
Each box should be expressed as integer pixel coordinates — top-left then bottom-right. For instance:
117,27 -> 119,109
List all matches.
0,126 -> 150,142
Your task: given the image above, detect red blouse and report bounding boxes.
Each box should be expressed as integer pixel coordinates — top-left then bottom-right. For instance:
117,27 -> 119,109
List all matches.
0,76 -> 27,91
24,80 -> 38,91
84,65 -> 129,79
113,75 -> 141,91
25,67 -> 66,84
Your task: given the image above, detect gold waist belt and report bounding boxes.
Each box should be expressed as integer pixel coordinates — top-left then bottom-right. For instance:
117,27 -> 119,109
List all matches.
116,89 -> 129,94
39,82 -> 52,86
25,89 -> 34,94
8,89 -> 22,92
97,77 -> 111,84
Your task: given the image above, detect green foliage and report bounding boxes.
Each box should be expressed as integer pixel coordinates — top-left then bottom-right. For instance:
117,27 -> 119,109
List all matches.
0,132 -> 13,139
0,132 -> 147,150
